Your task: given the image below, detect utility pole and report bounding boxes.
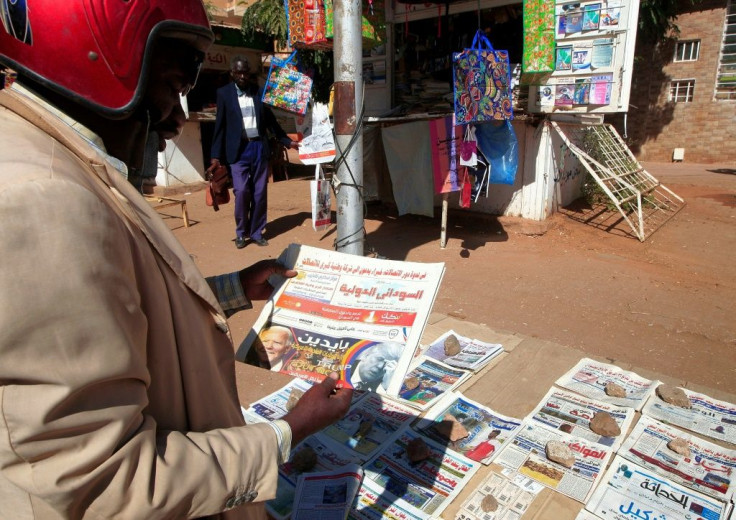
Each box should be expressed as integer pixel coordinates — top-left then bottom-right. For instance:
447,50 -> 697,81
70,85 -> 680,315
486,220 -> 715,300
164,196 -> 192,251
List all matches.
333,0 -> 363,256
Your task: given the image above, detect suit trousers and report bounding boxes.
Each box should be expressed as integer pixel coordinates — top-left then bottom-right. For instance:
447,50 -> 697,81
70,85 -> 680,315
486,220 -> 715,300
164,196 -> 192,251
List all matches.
231,140 -> 268,240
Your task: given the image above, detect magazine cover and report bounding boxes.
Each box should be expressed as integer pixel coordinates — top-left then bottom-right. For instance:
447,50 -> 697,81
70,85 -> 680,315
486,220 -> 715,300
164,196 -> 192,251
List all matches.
236,244 -> 445,396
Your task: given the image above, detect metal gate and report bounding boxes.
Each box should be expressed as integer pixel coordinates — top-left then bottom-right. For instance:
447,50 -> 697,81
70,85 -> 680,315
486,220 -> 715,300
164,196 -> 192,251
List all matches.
550,122 -> 685,241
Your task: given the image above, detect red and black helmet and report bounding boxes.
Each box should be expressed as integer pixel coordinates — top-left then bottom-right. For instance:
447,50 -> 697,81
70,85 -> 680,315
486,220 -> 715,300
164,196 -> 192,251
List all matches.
0,0 -> 214,118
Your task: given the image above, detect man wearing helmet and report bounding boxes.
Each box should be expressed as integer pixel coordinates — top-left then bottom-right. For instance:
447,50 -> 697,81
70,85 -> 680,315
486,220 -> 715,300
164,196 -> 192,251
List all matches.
0,2 -> 352,519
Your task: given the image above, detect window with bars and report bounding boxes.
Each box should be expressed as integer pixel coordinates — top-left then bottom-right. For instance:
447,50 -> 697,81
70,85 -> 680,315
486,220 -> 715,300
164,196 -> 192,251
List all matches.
715,0 -> 736,100
674,40 -> 700,61
669,79 -> 695,102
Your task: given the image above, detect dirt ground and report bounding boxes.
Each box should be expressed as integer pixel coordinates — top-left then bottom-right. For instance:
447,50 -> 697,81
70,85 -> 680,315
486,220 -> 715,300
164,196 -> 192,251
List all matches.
167,160 -> 736,396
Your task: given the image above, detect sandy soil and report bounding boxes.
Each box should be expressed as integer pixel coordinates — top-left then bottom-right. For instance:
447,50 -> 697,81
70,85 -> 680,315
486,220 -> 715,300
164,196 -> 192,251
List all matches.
169,161 -> 736,395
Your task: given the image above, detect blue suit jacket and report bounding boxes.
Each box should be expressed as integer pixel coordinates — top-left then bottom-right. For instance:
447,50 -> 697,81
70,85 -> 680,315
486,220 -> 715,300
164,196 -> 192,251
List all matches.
210,82 -> 293,165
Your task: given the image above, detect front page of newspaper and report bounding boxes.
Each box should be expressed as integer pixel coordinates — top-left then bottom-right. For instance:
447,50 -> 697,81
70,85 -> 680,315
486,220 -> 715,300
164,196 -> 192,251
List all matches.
494,421 -> 613,503
395,357 -> 471,411
415,392 -> 523,465
350,477 -> 429,520
642,386 -> 736,444
422,330 -> 504,372
527,387 -> 636,451
237,244 -> 445,396
456,468 -> 545,520
619,415 -> 736,502
555,358 -> 660,410
585,455 -> 730,520
292,464 -> 363,520
362,428 -> 479,518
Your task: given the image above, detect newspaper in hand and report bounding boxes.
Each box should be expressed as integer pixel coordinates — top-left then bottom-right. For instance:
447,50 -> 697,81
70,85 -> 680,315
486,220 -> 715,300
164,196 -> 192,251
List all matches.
422,330 -> 504,372
618,415 -> 736,502
291,464 -> 364,520
585,455 -> 730,520
642,385 -> 736,445
237,244 -> 445,396
555,358 -> 660,410
396,357 -> 471,411
527,387 -> 636,451
415,392 -> 523,465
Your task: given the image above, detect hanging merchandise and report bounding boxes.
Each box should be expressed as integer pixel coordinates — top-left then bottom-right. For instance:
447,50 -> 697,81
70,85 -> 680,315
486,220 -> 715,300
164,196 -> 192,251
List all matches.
311,164 -> 332,231
470,152 -> 490,202
285,0 -> 331,49
521,0 -> 555,86
324,0 -> 386,49
459,124 -> 477,167
453,29 -> 513,125
262,51 -> 313,115
459,168 -> 472,208
475,120 -> 519,185
429,116 -> 461,194
298,101 -> 336,164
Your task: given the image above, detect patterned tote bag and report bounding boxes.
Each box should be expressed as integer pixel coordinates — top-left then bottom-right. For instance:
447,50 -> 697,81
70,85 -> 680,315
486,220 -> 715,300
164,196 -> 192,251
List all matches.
453,30 -> 513,125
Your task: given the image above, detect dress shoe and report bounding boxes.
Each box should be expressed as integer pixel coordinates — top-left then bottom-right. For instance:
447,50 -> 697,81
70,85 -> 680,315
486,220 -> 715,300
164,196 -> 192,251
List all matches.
253,237 -> 269,247
235,237 -> 247,249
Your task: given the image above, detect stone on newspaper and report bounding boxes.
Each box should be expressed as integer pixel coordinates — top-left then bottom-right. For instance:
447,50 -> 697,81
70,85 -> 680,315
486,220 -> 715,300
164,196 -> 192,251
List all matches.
404,376 -> 420,391
444,334 -> 462,356
656,384 -> 692,408
545,440 -> 576,468
481,494 -> 499,512
434,414 -> 469,442
286,388 -> 305,411
357,418 -> 373,437
605,382 -> 627,398
589,411 -> 621,437
667,437 -> 692,458
291,447 -> 317,472
406,437 -> 430,463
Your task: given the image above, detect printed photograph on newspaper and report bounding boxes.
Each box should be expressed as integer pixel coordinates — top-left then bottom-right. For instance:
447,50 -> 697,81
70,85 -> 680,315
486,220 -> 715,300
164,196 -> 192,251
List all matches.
555,358 -> 660,410
618,415 -> 736,502
292,464 -> 364,520
351,477 -> 429,520
585,455 -> 730,520
362,429 -> 479,518
527,387 -> 635,450
494,421 -> 614,503
236,244 -> 445,396
396,357 -> 470,411
642,385 -> 736,444
414,392 -> 523,465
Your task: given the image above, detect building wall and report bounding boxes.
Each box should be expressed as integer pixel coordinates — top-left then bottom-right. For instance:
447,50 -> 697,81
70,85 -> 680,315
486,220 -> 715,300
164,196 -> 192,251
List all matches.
615,0 -> 735,163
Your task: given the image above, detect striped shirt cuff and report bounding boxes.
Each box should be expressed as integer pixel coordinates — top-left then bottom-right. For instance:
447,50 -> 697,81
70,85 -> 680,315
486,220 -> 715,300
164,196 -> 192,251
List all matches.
266,420 -> 293,465
209,272 -> 252,315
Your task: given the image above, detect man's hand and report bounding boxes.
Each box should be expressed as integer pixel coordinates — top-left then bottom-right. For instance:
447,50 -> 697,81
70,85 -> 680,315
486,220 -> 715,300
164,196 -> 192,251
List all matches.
205,158 -> 222,180
289,141 -> 299,150
283,373 -> 353,446
238,260 -> 296,302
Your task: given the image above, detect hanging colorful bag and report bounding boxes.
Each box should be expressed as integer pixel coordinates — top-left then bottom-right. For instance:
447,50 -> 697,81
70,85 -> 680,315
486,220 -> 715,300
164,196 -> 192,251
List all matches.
521,0 -> 555,86
459,124 -> 477,167
453,30 -> 513,125
262,51 -> 313,116
285,0 -> 331,49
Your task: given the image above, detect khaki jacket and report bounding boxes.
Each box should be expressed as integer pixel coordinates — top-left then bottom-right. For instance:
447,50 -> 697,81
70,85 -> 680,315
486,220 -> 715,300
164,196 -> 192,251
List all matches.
0,89 -> 278,519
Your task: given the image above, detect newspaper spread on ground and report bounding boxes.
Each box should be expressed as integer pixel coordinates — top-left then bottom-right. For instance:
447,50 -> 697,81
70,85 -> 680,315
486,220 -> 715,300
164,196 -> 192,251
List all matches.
291,464 -> 364,520
422,330 -> 504,372
494,421 -> 614,503
527,387 -> 636,451
555,358 -> 660,410
585,455 -> 730,520
243,377 -> 315,423
350,477 -> 429,520
395,357 -> 471,411
573,510 -> 600,520
236,244 -> 445,396
415,392 -> 523,465
618,415 -> 736,502
319,392 -> 418,464
362,428 -> 479,518
642,386 -> 736,445
455,467 -> 545,520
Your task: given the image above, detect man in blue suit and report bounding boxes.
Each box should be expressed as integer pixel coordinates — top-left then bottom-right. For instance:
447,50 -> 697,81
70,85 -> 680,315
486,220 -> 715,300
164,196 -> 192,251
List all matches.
210,56 -> 297,248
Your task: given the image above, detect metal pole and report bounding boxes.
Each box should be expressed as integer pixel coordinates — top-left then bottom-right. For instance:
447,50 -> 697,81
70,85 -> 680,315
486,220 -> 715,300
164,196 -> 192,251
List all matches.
333,0 -> 364,256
